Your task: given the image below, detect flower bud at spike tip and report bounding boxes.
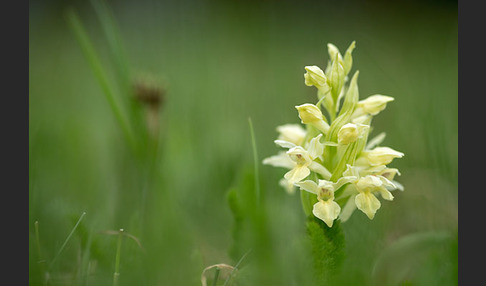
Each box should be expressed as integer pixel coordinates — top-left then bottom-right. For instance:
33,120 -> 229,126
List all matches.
327,43 -> 343,64
343,41 -> 356,75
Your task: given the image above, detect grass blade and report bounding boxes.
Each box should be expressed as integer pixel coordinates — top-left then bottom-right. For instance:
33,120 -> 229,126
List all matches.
65,9 -> 135,149
248,117 -> 260,206
49,212 -> 87,269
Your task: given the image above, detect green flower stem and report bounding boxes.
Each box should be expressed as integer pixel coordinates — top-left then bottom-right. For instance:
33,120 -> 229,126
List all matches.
306,217 -> 345,283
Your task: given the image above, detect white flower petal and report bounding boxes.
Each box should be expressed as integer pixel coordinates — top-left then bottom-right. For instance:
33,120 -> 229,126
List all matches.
390,180 -> 404,191
262,152 -> 296,169
274,139 -> 296,149
378,175 -> 397,189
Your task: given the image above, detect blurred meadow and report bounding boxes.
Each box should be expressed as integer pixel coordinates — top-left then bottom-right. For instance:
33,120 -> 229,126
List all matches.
29,0 -> 457,285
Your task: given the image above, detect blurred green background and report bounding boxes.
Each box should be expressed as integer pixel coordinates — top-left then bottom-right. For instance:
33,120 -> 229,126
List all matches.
29,0 -> 457,285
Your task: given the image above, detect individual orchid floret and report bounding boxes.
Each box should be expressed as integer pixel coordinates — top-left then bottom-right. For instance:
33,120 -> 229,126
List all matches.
295,176 -> 355,227
369,167 -> 404,191
343,163 -> 402,193
284,146 -> 314,184
284,135 -> 330,184
337,164 -> 400,221
295,103 -> 330,134
276,124 -> 307,147
352,94 -> 394,118
304,65 -> 330,93
361,146 -> 404,166
354,175 -> 395,219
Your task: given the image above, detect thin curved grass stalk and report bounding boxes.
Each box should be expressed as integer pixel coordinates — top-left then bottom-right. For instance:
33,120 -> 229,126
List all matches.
49,212 -> 87,270
222,249 -> 251,286
201,264 -> 235,286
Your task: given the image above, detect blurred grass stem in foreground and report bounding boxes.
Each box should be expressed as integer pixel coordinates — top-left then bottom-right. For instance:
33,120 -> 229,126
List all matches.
49,212 -> 87,270
66,9 -> 135,151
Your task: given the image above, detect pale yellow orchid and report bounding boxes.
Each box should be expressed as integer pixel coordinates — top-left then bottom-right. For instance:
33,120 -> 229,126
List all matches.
361,146 -> 404,166
354,175 -> 394,219
263,134 -> 331,190
283,134 -> 329,184
339,165 -> 397,220
295,176 -> 356,227
352,95 -> 395,118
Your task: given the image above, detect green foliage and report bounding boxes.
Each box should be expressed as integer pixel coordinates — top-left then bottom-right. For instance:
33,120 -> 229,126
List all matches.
306,216 -> 346,284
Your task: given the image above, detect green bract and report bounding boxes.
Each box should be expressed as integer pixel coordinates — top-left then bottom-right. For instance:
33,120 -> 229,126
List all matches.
263,41 -> 404,227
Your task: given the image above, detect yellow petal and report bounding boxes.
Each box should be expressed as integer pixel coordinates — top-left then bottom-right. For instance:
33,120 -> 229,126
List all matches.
358,95 -> 394,115
312,200 -> 341,228
355,192 -> 381,219
262,152 -> 295,169
378,188 -> 394,201
295,180 -> 319,195
307,134 -> 324,159
295,103 -> 324,124
284,165 -> 310,184
366,146 -> 404,166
